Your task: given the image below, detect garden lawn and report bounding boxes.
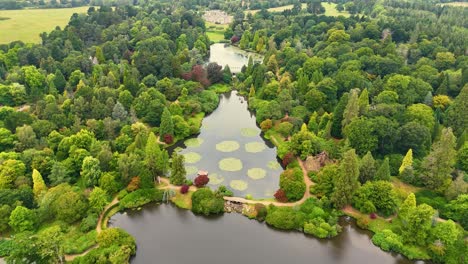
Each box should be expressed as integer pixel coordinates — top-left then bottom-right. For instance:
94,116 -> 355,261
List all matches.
246,2 -> 349,17
0,7 -> 90,43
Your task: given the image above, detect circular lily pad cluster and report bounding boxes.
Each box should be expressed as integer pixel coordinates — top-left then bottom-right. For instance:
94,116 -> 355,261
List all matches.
183,152 -> 202,164
247,168 -> 267,180
267,161 -> 281,170
208,173 -> 225,185
230,180 -> 248,191
245,142 -> 266,153
218,158 -> 243,171
240,128 -> 258,137
184,138 -> 204,148
215,140 -> 240,152
185,166 -> 198,176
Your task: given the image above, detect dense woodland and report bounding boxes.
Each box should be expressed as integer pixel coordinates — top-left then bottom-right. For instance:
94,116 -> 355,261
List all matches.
0,0 -> 466,263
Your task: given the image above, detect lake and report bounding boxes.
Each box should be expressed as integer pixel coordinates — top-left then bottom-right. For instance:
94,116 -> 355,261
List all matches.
111,204 -> 417,264
209,43 -> 263,73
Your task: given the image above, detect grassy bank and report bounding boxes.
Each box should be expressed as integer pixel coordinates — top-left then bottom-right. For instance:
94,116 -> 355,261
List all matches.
246,2 -> 350,17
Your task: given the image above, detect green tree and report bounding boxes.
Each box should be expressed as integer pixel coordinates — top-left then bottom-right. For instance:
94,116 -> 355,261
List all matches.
405,104 -> 435,132
81,156 -> 102,187
331,93 -> 349,138
159,107 -> 174,140
332,149 -> 360,208
170,152 -> 186,185
401,204 -> 435,246
95,46 -> 105,64
344,118 -> 378,155
0,128 -> 15,151
0,159 -> 26,189
399,149 -> 413,174
32,169 -> 47,198
398,193 -> 416,221
359,151 -> 376,183
358,88 -> 369,115
421,128 -> 457,193
9,205 -> 36,232
88,187 -> 108,214
375,158 -> 391,181
342,89 -> 360,131
445,85 -> 467,137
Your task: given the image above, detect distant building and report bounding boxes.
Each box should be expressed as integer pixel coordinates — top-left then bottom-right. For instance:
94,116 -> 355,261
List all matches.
203,10 -> 233,25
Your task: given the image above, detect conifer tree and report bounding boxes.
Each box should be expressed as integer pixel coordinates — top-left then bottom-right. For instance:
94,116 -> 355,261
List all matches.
331,93 -> 349,138
145,132 -> 160,177
359,151 -> 376,183
159,107 -> 174,140
399,149 -> 413,174
32,169 -> 47,198
375,158 -> 391,181
342,89 -> 360,131
421,128 -> 457,193
332,149 -> 360,208
398,193 -> 416,221
170,152 -> 186,185
358,88 -> 369,115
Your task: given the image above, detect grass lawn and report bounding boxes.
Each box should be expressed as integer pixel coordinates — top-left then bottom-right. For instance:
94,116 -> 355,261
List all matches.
438,2 -> 468,7
208,83 -> 232,93
171,190 -> 193,209
205,21 -> 227,43
246,2 -> 349,17
0,7 -> 89,44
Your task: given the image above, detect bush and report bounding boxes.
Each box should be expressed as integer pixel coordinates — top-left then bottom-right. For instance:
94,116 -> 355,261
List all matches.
163,134 -> 174,144
0,239 -> 12,257
279,168 -> 306,201
97,228 -> 135,254
352,181 -> 398,217
255,204 -> 267,221
308,171 -> 318,182
80,213 -> 98,232
191,188 -> 224,216
180,185 -> 189,194
126,176 -> 140,192
63,230 -> 98,254
215,185 -> 233,197
119,189 -> 163,210
282,152 -> 295,167
356,217 -> 370,229
265,206 -> 305,230
415,190 -> 447,212
304,218 -> 339,238
194,174 -> 209,187
372,229 -> 403,252
274,189 -> 288,202
260,119 -> 273,131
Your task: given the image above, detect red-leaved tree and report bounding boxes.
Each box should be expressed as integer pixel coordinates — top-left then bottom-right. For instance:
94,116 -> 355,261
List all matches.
231,35 -> 240,44
127,176 -> 141,192
274,189 -> 288,202
282,152 -> 295,167
194,174 -> 209,188
163,134 -> 174,144
180,185 -> 189,194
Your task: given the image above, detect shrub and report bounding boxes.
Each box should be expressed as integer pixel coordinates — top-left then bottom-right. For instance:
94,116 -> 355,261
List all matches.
194,174 -> 209,187
163,134 -> 173,144
191,188 -> 224,215
119,189 -> 163,210
180,185 -> 189,194
265,206 -> 305,230
415,190 -> 447,212
352,181 -> 398,217
97,227 -> 136,254
282,152 -> 295,167
279,168 -> 306,201
215,185 -> 233,197
372,229 -> 403,252
356,217 -> 370,229
370,212 -> 377,219
80,213 -> 98,232
304,218 -> 339,238
255,204 -> 267,222
274,189 -> 288,202
308,171 -> 318,182
126,176 -> 140,192
260,119 -> 273,131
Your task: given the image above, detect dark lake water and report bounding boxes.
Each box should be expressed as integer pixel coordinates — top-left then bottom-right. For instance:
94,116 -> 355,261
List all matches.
110,204 -> 417,264
171,90 -> 282,198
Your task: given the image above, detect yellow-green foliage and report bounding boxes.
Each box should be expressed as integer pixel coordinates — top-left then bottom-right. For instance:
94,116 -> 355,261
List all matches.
0,7 -> 90,43
399,149 -> 413,174
32,169 -> 47,198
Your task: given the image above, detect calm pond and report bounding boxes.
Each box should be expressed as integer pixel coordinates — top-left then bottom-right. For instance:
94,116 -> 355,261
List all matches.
209,43 -> 263,73
171,90 -> 281,198
112,88 -> 421,264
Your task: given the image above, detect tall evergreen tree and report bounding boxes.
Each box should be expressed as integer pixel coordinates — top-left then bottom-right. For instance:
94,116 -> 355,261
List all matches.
53,69 -> 66,93
399,149 -> 413,174
358,88 -> 369,115
375,158 -> 391,181
32,169 -> 47,198
145,132 -> 160,179
342,89 -> 360,131
159,107 -> 174,140
446,85 -> 467,137
359,151 -> 376,184
421,128 -> 457,193
398,193 -> 416,221
170,152 -> 186,185
331,93 -> 349,138
332,149 -> 360,208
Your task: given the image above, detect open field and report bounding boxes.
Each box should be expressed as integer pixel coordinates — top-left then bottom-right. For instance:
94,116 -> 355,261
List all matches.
438,2 -> 468,7
0,7 -> 89,44
246,2 -> 350,17
206,21 -> 228,43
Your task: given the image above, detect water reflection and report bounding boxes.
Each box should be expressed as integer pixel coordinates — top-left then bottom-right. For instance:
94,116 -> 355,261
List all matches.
209,43 -> 263,73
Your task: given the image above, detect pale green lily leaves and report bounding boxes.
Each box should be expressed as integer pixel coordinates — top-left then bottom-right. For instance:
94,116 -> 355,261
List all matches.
230,180 -> 248,191
245,142 -> 266,153
215,140 -> 240,152
183,152 -> 202,164
218,158 -> 243,171
247,168 -> 267,180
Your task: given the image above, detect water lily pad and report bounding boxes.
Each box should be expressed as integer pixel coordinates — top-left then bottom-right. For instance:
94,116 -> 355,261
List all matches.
241,128 -> 258,137
173,147 -> 183,153
219,158 -> 243,171
215,140 -> 240,152
185,166 -> 198,176
183,152 -> 202,164
245,142 -> 266,153
208,173 -> 224,185
184,138 -> 204,148
267,161 -> 281,170
230,180 -> 248,191
247,168 -> 267,180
